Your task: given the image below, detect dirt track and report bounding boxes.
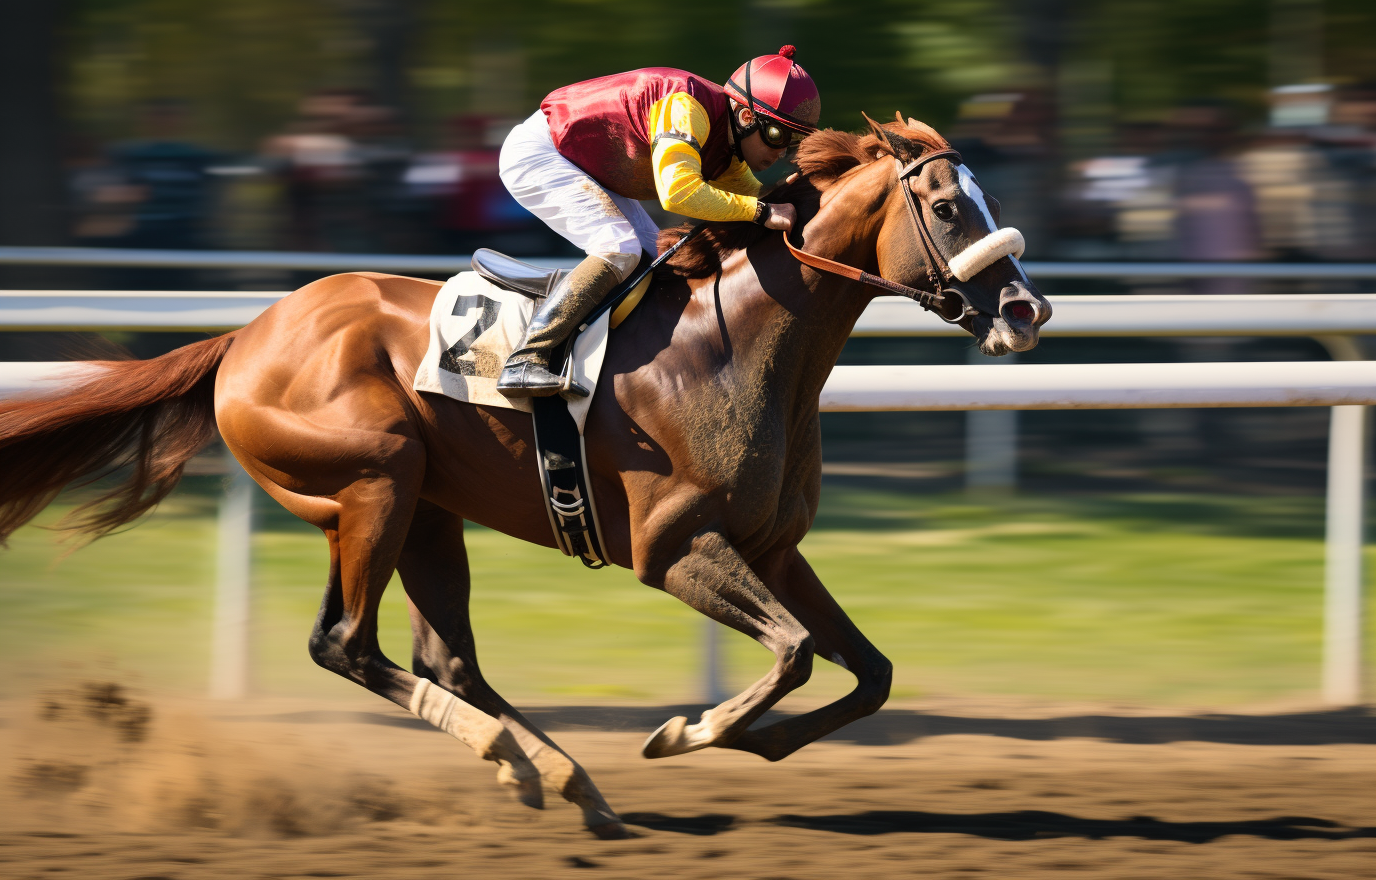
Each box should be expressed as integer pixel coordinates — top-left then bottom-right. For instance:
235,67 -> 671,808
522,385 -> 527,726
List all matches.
1,686 -> 1373,879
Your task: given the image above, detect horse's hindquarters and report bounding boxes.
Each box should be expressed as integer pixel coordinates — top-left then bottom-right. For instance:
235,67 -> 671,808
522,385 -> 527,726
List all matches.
214,273 -> 439,527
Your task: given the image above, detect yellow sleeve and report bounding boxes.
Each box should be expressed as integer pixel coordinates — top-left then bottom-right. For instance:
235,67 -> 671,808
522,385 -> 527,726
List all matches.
648,92 -> 759,223
711,158 -> 763,197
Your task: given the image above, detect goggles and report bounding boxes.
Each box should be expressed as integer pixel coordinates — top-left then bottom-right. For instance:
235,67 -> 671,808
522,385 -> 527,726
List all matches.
759,120 -> 799,150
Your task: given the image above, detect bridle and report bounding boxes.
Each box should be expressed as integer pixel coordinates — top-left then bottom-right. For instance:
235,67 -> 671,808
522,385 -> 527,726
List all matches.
781,148 -> 988,324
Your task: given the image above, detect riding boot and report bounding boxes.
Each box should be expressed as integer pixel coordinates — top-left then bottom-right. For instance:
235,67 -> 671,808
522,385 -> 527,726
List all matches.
496,254 -> 626,398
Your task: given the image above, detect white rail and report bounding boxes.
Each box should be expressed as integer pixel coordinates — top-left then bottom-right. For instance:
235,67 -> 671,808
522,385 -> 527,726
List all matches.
2,290 -> 1368,706
8,360 -> 1375,410
854,294 -> 1376,337
0,291 -> 284,331
4,244 -> 1376,279
6,291 -> 1376,335
819,361 -> 1376,410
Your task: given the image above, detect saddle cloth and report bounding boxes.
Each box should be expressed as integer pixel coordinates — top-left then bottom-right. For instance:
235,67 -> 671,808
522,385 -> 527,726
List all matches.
412,271 -> 610,433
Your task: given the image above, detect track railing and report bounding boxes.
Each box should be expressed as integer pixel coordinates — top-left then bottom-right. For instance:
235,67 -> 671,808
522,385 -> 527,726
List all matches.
2,276 -> 1371,706
5,243 -> 1376,280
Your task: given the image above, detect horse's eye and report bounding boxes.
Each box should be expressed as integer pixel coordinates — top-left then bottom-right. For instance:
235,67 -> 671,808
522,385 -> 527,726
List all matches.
932,201 -> 955,222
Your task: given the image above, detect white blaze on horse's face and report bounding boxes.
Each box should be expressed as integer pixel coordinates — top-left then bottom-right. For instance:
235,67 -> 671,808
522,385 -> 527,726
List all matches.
957,165 -> 997,233
946,165 -> 1027,284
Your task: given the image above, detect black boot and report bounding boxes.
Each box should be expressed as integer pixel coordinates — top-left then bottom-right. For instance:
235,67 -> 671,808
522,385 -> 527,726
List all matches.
497,255 -> 623,398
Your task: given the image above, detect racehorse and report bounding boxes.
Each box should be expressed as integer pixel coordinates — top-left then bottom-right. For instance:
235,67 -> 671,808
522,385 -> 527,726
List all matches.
0,115 -> 1050,838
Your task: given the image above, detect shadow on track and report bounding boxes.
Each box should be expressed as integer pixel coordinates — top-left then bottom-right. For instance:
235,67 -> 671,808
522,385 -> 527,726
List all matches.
621,813 -> 735,835
226,705 -> 1376,747
770,810 -> 1376,842
617,809 -> 1376,840
817,706 -> 1376,747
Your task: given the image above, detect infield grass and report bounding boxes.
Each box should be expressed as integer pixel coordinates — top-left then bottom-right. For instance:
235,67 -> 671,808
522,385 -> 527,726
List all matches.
3,478 -> 1370,708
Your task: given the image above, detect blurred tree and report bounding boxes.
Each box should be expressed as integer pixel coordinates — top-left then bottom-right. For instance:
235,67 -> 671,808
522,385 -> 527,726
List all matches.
56,0 -> 1376,150
409,0 -> 1026,138
0,0 -> 68,248
65,0 -> 366,150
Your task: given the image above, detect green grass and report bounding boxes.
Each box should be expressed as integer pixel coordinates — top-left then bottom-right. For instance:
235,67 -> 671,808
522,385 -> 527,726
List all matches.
3,481 -> 1372,708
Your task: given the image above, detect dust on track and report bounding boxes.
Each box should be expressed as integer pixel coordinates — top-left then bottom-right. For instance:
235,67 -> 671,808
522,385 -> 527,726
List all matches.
1,684 -> 1372,879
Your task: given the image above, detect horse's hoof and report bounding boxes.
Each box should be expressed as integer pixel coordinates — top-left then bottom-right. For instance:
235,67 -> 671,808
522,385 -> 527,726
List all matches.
588,820 -> 633,840
641,716 -> 688,758
642,715 -> 715,759
497,761 -> 545,809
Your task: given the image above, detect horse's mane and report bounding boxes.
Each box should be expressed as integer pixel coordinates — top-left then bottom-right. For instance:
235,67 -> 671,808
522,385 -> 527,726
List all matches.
657,115 -> 951,280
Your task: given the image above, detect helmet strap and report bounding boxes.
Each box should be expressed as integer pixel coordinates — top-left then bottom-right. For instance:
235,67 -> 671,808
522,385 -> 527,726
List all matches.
729,64 -> 761,160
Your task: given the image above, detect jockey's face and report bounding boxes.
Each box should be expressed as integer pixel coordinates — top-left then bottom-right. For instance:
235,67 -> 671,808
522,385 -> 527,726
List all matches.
736,107 -> 789,172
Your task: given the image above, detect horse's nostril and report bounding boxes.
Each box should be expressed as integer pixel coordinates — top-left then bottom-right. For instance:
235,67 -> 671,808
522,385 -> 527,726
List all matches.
1004,301 -> 1035,324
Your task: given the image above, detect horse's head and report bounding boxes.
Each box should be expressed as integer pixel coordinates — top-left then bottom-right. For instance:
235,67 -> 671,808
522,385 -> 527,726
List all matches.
864,114 -> 1051,356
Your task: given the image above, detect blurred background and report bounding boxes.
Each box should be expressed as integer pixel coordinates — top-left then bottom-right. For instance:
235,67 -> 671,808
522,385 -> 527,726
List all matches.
3,0 -> 1375,271
2,0 -> 1375,710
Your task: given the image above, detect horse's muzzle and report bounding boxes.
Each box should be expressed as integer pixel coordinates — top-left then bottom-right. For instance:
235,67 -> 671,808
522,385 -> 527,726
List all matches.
976,281 -> 1051,355
1000,281 -> 1050,331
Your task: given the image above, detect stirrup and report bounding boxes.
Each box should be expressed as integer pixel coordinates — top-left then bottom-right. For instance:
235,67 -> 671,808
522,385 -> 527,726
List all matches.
496,360 -> 589,399
555,351 -> 590,399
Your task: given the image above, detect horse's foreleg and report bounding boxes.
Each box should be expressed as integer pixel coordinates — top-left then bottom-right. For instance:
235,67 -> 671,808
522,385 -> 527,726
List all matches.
398,501 -> 627,839
726,549 -> 893,762
303,472 -> 541,809
640,530 -> 814,758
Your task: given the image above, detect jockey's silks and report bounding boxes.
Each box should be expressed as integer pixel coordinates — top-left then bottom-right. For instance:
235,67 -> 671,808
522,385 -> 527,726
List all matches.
541,68 -> 762,222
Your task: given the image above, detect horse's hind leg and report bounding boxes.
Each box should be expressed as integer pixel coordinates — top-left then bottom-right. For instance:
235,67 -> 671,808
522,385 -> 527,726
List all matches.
398,501 -> 628,839
302,472 -> 542,808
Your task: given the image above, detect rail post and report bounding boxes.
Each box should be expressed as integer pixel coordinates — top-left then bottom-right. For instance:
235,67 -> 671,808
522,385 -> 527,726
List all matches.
209,451 -> 253,699
1323,404 -> 1367,705
1319,336 -> 1368,705
966,350 -> 1018,491
702,622 -> 727,704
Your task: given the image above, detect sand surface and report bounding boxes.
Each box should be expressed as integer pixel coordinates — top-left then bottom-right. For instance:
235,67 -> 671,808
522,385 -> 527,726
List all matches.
1,685 -> 1372,879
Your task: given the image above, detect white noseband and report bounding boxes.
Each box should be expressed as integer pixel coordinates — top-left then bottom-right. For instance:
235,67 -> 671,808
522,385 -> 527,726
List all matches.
947,227 -> 1026,283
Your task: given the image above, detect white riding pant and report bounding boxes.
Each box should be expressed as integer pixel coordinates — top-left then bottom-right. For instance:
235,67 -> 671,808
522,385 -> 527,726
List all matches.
499,110 -> 659,280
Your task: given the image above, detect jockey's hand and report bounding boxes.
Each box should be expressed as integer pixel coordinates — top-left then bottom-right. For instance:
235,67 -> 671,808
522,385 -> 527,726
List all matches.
763,202 -> 797,231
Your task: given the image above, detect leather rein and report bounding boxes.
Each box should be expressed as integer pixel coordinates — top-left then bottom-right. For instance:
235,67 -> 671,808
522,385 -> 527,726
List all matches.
780,148 -> 975,321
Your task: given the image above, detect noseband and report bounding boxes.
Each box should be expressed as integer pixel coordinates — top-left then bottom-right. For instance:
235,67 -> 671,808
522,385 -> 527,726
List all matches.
781,148 -> 990,323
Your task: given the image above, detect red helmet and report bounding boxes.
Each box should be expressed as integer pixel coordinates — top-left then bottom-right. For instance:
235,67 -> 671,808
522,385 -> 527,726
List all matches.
724,45 -> 820,135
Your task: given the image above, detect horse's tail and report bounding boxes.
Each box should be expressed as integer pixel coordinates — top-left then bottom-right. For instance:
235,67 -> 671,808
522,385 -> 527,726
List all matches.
0,334 -> 235,544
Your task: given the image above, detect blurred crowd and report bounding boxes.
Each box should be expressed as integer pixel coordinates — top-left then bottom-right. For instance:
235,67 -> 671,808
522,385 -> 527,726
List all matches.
65,82 -> 1376,268
68,90 -> 567,259
952,81 -> 1376,273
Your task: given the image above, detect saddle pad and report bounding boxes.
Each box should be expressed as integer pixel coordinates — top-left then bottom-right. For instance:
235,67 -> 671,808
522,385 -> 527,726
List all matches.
412,271 -> 610,433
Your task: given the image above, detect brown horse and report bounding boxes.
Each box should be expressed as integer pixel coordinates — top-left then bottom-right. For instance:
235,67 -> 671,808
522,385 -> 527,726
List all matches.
0,116 -> 1049,838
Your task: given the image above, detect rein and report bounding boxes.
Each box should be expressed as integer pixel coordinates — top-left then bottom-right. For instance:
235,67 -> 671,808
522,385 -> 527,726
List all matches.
780,229 -> 945,311
780,147 -> 976,321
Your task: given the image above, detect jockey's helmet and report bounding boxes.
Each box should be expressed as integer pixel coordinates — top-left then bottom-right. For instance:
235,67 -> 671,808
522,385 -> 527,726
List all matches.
724,45 -> 821,138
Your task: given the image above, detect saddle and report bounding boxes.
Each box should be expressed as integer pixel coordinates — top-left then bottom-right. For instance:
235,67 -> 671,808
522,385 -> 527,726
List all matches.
471,248 -> 654,329
471,249 -> 570,300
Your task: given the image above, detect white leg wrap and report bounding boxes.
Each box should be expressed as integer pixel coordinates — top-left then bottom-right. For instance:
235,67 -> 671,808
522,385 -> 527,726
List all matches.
409,679 -> 505,758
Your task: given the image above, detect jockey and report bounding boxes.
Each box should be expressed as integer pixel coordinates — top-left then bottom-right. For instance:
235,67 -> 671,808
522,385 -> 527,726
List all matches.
495,46 -> 821,397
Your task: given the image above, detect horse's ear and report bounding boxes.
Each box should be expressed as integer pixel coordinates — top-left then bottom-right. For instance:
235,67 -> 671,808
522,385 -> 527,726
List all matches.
905,116 -> 947,146
861,111 -> 919,161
